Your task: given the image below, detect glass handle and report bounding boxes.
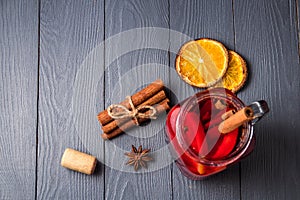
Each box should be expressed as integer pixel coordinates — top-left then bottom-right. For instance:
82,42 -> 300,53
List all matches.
248,100 -> 269,125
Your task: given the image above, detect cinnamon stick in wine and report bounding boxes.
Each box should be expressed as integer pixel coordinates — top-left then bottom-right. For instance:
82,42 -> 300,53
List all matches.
97,79 -> 164,126
221,109 -> 235,120
204,108 -> 235,130
102,90 -> 168,133
218,107 -> 254,134
101,99 -> 170,140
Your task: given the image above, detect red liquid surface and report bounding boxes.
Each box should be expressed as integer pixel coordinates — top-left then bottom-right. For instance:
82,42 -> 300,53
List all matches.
166,97 -> 240,177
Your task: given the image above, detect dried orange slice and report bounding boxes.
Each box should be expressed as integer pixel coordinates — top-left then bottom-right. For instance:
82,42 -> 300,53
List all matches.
176,38 -> 228,87
214,50 -> 247,93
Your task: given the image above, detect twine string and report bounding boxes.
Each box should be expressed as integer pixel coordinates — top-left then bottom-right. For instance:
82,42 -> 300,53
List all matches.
107,96 -> 157,125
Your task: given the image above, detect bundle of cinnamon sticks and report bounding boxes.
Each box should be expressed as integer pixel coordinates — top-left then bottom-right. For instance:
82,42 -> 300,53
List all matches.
97,79 -> 170,140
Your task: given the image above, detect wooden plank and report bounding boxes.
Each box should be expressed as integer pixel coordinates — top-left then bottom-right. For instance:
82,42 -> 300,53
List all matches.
37,0 -> 105,199
104,0 -> 172,199
298,0 -> 300,53
234,0 -> 300,199
0,0 -> 38,199
169,0 -> 241,199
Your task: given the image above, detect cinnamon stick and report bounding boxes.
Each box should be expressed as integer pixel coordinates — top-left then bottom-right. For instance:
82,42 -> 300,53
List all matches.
138,90 -> 167,109
101,99 -> 170,140
204,108 -> 233,130
218,107 -> 254,134
221,109 -> 235,120
102,90 -> 168,133
97,79 -> 164,126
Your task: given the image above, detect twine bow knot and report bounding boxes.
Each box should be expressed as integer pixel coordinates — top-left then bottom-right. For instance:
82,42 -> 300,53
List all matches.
107,96 -> 157,125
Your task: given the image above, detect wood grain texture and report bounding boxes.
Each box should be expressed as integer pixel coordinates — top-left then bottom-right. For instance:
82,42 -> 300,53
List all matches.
169,0 -> 240,199
38,0 -> 105,199
1,0 -> 298,199
298,0 -> 300,54
234,0 -> 300,199
0,0 -> 38,199
104,0 -> 172,199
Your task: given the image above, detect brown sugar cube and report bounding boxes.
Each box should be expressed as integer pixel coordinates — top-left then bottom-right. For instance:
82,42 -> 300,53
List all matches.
61,148 -> 97,175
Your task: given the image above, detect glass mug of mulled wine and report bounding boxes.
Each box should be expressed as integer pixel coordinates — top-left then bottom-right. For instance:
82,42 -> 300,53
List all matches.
165,88 -> 269,180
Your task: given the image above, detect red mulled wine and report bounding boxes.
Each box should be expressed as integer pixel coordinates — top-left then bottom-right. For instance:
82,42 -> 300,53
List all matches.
165,88 -> 267,179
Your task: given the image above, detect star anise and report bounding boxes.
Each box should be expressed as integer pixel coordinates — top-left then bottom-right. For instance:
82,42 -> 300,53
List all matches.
125,145 -> 153,171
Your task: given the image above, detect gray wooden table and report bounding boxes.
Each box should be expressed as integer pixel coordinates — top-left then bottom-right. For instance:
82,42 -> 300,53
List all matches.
1,0 -> 299,199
